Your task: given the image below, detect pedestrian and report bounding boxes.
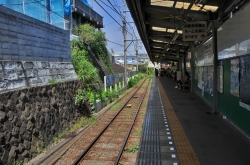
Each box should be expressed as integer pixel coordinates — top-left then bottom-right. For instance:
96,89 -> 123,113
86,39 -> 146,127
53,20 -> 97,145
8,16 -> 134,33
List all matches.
155,68 -> 158,77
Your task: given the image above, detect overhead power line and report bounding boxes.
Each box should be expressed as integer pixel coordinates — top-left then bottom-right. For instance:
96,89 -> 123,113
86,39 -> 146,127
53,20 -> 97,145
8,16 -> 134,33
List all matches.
94,0 -> 123,27
107,40 -> 123,46
107,0 -> 124,19
94,0 -> 133,38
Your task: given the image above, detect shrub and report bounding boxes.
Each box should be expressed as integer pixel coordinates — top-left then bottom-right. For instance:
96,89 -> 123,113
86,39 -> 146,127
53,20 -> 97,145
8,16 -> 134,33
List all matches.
75,89 -> 88,105
127,74 -> 145,88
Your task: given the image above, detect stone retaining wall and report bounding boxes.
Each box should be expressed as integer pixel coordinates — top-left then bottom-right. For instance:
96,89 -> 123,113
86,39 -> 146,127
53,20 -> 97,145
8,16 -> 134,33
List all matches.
0,79 -> 90,164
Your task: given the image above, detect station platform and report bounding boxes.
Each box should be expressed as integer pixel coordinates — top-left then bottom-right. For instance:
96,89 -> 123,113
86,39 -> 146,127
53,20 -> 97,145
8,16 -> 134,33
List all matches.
136,76 -> 250,165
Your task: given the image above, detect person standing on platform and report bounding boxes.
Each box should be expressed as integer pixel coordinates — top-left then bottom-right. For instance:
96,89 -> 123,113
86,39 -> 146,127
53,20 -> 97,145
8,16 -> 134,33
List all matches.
155,68 -> 158,77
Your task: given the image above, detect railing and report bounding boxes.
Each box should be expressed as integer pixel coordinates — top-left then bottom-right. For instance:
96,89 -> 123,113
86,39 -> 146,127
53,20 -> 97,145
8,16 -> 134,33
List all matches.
74,0 -> 103,25
0,0 -> 69,30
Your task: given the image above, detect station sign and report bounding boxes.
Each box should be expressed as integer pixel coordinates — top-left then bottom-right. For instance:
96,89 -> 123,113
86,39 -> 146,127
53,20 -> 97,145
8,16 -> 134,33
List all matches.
183,21 -> 207,41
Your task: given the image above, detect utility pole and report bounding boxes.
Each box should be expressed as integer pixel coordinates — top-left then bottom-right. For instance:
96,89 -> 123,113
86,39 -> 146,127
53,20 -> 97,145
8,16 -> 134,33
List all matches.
136,38 -> 138,71
123,0 -> 127,86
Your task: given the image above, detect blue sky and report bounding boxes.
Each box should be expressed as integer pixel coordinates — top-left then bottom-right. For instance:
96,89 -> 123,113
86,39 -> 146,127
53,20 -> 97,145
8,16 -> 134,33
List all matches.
89,0 -> 146,55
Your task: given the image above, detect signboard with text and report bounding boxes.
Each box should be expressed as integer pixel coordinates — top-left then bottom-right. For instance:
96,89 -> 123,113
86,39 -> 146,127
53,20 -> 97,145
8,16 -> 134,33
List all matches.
183,21 -> 207,41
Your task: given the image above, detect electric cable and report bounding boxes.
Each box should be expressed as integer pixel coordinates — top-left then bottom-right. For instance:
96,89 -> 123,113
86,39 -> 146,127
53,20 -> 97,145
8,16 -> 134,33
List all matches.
107,40 -> 123,46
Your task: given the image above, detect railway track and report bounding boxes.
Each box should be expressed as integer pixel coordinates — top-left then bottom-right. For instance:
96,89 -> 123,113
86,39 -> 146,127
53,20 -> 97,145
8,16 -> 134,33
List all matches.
53,79 -> 151,165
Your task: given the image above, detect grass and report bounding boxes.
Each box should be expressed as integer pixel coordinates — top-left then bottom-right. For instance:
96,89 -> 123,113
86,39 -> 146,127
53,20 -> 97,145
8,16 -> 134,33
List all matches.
53,132 -> 65,143
140,111 -> 145,116
126,109 -> 133,119
136,129 -> 141,136
123,91 -> 129,96
53,116 -> 97,144
110,103 -> 123,111
48,78 -> 57,85
13,160 -> 24,165
37,148 -> 43,154
124,142 -> 139,153
118,161 -> 124,165
69,116 -> 97,133
136,125 -> 143,136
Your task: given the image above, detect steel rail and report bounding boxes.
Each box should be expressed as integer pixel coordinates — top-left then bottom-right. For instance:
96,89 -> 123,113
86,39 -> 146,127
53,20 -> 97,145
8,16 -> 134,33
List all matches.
72,79 -> 147,165
114,79 -> 150,165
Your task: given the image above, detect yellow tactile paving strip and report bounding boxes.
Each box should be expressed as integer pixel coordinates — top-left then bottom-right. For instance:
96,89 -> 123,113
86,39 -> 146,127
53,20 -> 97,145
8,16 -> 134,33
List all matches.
158,79 -> 200,165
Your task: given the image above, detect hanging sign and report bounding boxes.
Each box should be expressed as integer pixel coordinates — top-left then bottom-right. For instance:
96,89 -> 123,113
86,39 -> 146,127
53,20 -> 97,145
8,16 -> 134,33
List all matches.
183,21 -> 207,41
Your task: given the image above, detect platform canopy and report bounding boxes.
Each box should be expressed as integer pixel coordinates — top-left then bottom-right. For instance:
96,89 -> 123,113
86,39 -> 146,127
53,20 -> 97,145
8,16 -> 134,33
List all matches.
126,0 -> 249,63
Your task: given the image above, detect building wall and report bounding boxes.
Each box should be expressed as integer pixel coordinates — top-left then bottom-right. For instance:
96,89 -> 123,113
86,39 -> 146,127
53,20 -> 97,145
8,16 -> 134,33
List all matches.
113,55 -> 137,65
0,5 -> 71,62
